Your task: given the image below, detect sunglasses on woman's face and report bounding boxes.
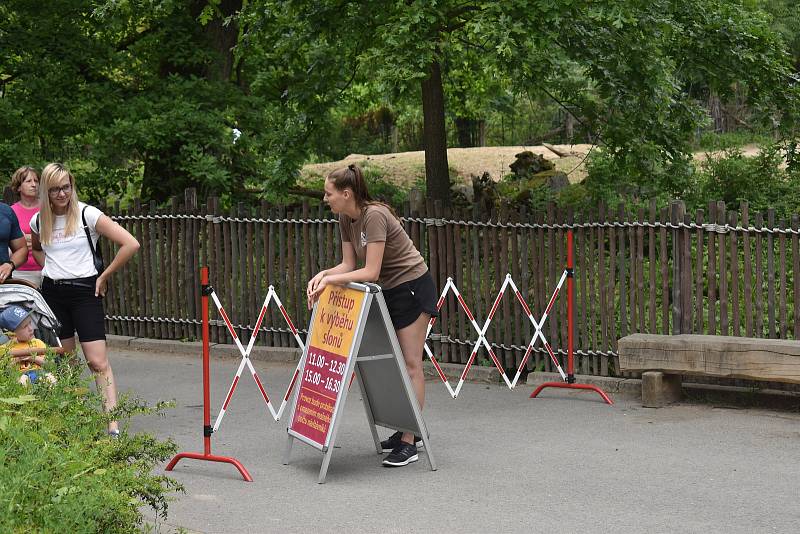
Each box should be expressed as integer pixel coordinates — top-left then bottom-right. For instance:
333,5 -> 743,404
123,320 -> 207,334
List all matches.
48,184 -> 72,197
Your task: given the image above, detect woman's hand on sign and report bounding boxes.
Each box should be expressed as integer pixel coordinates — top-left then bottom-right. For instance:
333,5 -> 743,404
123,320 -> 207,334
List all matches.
307,271 -> 325,296
307,273 -> 330,309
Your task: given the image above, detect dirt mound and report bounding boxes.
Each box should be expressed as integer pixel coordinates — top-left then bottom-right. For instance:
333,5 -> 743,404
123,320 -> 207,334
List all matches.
301,143 -> 774,188
301,144 -> 594,186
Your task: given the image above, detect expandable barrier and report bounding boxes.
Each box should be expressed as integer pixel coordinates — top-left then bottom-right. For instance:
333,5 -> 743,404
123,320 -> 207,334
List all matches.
166,267 -> 253,481
425,230 -> 612,404
424,270 -> 568,397
209,286 -> 305,429
168,231 -> 609,482
167,269 -> 309,481
529,231 -> 612,404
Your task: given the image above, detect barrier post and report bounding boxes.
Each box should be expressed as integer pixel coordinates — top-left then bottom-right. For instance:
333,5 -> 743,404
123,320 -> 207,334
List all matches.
530,231 -> 613,404
166,266 -> 253,481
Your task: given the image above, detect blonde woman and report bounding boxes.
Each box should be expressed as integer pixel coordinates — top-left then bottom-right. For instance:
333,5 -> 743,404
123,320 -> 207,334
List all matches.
9,166 -> 43,287
30,163 -> 140,436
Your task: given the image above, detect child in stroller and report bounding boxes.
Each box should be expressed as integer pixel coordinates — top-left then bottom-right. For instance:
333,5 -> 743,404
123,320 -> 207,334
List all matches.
1,305 -> 56,385
0,279 -> 64,385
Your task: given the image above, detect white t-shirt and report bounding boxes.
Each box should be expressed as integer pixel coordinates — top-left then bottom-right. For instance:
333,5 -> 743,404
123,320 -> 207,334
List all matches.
30,202 -> 103,280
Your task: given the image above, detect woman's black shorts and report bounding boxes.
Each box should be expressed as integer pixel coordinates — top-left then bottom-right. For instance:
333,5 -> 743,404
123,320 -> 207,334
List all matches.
382,271 -> 440,330
42,277 -> 106,342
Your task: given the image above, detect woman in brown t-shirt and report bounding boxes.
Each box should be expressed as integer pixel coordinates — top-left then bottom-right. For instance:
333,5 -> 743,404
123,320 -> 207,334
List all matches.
307,164 -> 438,468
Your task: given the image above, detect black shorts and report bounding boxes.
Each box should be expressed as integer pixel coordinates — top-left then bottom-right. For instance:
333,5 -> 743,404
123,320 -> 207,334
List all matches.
42,277 -> 106,343
383,271 -> 440,330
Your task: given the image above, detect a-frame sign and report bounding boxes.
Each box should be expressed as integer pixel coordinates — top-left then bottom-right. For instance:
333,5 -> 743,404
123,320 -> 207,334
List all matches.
283,282 -> 437,483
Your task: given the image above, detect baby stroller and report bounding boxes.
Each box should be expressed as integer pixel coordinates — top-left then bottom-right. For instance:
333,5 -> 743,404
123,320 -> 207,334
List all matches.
0,278 -> 62,348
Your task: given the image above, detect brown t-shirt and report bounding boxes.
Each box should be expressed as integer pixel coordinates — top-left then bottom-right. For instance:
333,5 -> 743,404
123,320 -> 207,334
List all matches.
339,204 -> 427,289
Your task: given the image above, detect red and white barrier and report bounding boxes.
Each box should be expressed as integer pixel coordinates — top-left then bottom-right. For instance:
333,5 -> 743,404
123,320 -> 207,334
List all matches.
209,286 -> 306,431
166,267 -> 253,481
505,272 -> 568,387
424,271 -> 568,397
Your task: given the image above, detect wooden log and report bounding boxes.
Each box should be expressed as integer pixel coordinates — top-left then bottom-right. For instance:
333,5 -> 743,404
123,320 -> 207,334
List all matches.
648,201 -> 657,333
607,207 -> 617,372
618,203 -> 628,341
682,211 -> 693,334
549,203 -> 559,367
510,207 -> 523,370
519,206 -> 531,369
618,333 -> 800,383
671,201 -> 685,334
542,143 -> 569,158
598,203 -> 608,370
446,204 -> 459,364
755,212 -> 764,337
278,206 -> 287,346
659,206 -> 668,335
535,210 -> 545,372
456,206 -> 468,364
578,212 -> 589,373
642,371 -> 682,408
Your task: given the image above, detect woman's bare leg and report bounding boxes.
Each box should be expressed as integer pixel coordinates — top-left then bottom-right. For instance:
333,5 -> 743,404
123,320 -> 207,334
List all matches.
394,312 -> 430,444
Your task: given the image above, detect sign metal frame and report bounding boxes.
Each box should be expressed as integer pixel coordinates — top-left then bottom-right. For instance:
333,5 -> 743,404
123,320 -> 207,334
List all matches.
283,282 -> 436,483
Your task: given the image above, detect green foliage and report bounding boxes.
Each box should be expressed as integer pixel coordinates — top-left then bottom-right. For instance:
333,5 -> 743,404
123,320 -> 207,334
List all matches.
690,144 -> 800,217
302,163 -> 411,211
760,0 -> 800,65
0,0 -> 309,205
583,149 -> 688,209
306,105 -> 400,162
693,131 -> 774,151
0,357 -> 181,533
3,0 -> 799,207
245,0 -> 799,202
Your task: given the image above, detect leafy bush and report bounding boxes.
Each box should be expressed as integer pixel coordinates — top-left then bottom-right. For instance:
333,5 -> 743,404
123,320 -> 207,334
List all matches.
0,357 -> 181,533
689,144 -> 800,218
300,163 -> 412,212
692,131 -> 773,151
583,148 -> 692,210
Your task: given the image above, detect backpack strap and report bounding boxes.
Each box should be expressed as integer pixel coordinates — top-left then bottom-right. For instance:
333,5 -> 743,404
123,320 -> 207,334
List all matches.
82,206 -> 101,262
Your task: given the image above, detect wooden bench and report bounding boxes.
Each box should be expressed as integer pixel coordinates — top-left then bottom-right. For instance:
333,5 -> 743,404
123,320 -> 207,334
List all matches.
618,333 -> 800,407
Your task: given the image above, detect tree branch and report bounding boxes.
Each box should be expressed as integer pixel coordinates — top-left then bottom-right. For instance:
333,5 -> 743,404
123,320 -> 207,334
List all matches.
116,26 -> 157,52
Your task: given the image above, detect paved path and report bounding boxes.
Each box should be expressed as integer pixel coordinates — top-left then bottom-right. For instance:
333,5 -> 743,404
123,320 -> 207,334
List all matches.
114,348 -> 800,533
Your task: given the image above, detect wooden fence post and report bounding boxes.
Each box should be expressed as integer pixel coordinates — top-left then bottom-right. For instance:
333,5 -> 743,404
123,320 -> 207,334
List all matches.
671,200 -> 686,334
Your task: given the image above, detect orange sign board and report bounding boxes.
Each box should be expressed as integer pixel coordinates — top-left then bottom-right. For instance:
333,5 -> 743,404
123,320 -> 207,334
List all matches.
290,285 -> 366,446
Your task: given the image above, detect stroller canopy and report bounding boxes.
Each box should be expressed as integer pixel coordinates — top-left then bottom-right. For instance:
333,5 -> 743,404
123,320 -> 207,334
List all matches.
0,282 -> 61,334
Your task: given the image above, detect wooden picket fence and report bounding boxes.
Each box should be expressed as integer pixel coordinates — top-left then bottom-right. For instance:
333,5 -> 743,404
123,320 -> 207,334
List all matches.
96,189 -> 800,378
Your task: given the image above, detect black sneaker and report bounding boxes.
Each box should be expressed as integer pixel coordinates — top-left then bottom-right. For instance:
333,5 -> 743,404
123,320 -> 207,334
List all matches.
382,443 -> 418,467
380,431 -> 423,452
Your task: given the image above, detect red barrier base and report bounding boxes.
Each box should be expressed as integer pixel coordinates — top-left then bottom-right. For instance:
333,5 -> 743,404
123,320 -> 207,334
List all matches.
166,452 -> 253,482
530,381 -> 613,405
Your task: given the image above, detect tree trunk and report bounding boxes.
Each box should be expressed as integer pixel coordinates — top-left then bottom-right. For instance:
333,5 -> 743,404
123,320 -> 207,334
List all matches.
709,92 -> 724,133
421,60 -> 451,205
565,112 -> 575,143
141,1 -> 242,201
